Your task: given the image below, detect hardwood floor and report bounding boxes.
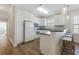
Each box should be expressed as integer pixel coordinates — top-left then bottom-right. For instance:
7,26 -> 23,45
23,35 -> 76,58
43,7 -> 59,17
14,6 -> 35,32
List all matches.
0,37 -> 41,55
1,34 -> 79,55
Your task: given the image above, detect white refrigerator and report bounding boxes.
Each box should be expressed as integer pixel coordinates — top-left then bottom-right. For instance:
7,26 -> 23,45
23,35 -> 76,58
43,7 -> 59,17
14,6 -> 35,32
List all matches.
24,21 -> 36,42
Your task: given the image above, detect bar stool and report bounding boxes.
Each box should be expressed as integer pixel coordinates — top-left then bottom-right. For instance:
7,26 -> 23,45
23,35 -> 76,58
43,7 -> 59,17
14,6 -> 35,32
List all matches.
61,33 -> 74,55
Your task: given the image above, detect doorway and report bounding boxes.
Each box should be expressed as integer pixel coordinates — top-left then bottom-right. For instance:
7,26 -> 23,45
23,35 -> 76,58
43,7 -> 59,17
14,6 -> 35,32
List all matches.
0,21 -> 8,47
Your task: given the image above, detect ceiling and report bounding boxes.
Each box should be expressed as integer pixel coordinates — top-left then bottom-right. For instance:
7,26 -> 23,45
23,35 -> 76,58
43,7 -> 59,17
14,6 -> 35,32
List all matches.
0,4 -> 79,18
16,4 -> 79,17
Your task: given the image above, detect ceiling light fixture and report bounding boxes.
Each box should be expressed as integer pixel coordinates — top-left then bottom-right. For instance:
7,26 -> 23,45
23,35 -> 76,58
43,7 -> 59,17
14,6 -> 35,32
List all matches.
37,5 -> 48,14
62,7 -> 67,14
63,7 -> 67,12
62,4 -> 69,14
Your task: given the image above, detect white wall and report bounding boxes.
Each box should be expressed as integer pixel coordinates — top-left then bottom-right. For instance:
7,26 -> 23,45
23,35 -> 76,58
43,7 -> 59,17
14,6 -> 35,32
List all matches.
14,7 -> 40,45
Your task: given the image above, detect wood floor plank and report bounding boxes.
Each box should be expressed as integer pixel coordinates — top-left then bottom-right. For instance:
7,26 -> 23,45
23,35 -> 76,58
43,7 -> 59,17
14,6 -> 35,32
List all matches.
0,38 -> 41,55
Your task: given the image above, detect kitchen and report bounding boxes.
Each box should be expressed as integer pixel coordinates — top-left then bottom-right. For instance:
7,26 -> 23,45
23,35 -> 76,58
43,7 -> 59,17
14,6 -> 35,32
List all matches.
13,4 -> 79,55
0,4 -> 79,55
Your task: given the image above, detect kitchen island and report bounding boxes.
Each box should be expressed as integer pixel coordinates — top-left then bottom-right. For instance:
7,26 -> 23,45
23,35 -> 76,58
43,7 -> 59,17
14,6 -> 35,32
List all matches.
37,26 -> 68,55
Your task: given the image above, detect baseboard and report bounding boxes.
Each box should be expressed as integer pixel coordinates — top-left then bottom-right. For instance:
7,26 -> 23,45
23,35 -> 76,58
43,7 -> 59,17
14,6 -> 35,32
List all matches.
8,38 -> 18,47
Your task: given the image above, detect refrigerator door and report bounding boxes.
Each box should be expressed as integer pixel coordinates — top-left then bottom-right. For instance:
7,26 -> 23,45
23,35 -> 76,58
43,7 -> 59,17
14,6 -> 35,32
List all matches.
24,21 -> 36,42
25,21 -> 34,29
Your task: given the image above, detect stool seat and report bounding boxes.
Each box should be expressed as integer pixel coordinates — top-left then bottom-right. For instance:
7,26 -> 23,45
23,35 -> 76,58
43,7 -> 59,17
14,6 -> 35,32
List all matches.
65,35 -> 72,37
63,37 -> 72,41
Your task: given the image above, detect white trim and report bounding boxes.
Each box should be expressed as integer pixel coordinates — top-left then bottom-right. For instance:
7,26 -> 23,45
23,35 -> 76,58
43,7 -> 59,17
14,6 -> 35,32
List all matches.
8,37 -> 18,47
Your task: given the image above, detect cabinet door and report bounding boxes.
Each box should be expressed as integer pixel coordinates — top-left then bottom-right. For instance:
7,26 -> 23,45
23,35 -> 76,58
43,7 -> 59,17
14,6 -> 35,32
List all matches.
40,35 -> 51,55
25,21 -> 34,29
54,14 -> 65,25
25,29 -> 36,42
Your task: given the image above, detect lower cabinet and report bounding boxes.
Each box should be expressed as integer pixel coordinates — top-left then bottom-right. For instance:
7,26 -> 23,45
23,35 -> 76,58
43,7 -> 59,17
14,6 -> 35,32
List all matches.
40,32 -> 66,55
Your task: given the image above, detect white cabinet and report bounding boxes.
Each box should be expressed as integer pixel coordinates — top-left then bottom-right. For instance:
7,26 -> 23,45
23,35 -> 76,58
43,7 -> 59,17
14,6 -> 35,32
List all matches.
54,14 -> 65,25
40,35 -> 51,54
40,32 -> 66,55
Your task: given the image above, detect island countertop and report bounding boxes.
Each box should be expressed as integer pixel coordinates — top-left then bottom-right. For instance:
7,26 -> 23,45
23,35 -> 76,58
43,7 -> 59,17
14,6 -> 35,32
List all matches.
37,26 -> 68,32
37,26 -> 68,35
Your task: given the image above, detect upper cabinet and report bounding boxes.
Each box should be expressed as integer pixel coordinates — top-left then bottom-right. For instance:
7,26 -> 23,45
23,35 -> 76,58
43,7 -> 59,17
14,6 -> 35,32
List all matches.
54,14 -> 66,25
45,14 -> 66,27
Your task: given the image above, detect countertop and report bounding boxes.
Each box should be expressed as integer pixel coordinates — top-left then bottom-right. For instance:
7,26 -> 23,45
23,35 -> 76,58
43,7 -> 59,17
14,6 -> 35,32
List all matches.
37,26 -> 68,35
37,26 -> 67,32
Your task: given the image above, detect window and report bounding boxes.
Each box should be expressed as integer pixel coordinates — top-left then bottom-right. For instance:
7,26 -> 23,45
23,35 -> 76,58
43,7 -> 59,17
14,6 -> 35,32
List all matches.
73,16 -> 79,33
